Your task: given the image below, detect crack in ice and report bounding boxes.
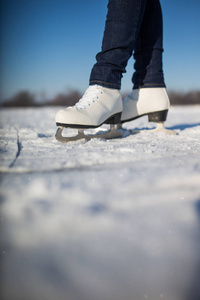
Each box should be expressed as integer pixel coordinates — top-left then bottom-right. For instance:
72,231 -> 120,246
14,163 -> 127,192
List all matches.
9,130 -> 22,168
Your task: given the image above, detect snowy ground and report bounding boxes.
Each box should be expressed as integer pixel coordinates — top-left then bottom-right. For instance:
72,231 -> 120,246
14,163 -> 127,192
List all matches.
0,106 -> 200,300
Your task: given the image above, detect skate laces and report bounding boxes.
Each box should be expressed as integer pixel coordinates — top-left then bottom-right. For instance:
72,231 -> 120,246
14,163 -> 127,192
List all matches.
75,85 -> 103,110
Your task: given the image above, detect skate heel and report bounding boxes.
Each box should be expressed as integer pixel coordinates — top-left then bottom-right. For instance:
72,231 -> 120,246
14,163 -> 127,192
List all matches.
106,112 -> 122,125
148,110 -> 168,123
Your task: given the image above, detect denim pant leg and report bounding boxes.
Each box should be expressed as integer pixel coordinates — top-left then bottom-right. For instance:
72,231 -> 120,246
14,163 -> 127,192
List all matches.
132,0 -> 166,89
89,0 -> 146,90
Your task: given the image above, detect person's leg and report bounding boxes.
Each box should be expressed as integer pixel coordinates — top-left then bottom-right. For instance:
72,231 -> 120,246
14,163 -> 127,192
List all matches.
90,0 -> 147,90
56,0 -> 150,132
132,0 -> 165,89
120,0 -> 175,134
55,0 -> 174,138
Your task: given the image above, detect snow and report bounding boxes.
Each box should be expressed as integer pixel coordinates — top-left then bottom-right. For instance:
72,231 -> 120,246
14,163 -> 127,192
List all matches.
0,106 -> 200,300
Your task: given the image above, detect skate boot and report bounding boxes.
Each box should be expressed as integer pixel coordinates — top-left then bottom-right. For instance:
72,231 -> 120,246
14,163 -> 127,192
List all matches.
55,85 -> 123,142
118,87 -> 176,135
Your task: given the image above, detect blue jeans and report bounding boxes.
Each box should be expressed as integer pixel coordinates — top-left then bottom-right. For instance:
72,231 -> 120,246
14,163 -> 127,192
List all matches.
90,0 -> 166,90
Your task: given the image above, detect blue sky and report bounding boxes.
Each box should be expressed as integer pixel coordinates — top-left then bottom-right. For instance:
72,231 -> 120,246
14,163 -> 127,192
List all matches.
0,0 -> 200,102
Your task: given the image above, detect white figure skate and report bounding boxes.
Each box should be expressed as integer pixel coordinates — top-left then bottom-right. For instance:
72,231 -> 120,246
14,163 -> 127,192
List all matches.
118,88 -> 176,135
55,85 -> 123,142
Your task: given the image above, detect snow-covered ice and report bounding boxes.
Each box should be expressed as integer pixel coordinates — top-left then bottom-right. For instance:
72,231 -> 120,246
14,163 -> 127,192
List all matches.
0,106 -> 200,300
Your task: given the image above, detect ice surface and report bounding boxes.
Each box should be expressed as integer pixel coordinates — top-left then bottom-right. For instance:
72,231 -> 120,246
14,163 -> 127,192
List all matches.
0,106 -> 200,300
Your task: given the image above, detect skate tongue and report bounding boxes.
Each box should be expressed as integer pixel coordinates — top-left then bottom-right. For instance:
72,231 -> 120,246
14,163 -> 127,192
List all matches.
75,85 -> 103,110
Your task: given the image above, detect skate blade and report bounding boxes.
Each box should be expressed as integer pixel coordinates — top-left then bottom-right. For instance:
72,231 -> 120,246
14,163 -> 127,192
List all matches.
117,123 -> 177,136
149,123 -> 177,135
55,125 -> 122,143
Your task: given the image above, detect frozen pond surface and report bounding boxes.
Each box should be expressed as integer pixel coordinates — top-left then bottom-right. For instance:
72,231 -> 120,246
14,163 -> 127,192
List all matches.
0,106 -> 200,300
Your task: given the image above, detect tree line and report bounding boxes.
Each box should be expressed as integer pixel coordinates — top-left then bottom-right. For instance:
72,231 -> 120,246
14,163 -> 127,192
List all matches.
1,89 -> 200,107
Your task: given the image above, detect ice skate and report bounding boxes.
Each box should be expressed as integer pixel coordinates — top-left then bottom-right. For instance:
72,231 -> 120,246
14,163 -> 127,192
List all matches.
118,88 -> 176,135
55,85 -> 123,142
